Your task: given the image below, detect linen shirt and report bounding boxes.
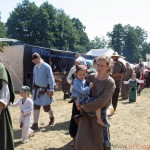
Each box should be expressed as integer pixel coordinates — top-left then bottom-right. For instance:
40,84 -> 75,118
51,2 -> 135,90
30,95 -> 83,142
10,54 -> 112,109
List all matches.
33,62 -> 55,91
71,78 -> 90,97
0,81 -> 10,107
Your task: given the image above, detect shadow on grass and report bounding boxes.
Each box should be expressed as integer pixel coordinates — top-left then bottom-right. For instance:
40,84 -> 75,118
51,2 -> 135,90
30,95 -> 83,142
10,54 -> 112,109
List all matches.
14,140 -> 22,148
13,121 -> 71,148
45,141 -> 73,150
40,120 -> 70,132
121,101 -> 136,105
118,98 -> 128,101
14,129 -> 22,139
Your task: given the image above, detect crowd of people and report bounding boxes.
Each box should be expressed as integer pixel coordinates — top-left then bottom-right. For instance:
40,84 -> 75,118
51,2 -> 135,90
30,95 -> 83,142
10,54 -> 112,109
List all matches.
0,51 -> 149,150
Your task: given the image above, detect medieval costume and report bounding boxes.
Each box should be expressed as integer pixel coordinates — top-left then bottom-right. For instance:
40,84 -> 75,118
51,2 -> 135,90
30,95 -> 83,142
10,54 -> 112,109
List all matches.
121,66 -> 133,99
31,53 -> 55,130
0,63 -> 15,150
111,52 -> 126,111
74,74 -> 115,150
10,89 -> 33,143
124,78 -> 144,102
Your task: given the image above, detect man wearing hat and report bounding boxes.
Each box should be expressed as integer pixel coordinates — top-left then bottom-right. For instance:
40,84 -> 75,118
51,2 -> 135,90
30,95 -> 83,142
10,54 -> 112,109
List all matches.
111,52 -> 126,112
0,61 -> 15,150
31,53 -> 55,130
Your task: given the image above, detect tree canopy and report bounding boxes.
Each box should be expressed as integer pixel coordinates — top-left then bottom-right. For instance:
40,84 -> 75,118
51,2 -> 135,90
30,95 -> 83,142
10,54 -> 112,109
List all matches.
107,24 -> 150,63
1,1 -> 150,63
6,0 -> 91,53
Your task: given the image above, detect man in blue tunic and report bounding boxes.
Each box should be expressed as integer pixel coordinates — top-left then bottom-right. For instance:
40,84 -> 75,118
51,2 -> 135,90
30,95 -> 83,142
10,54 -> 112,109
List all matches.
31,53 -> 55,130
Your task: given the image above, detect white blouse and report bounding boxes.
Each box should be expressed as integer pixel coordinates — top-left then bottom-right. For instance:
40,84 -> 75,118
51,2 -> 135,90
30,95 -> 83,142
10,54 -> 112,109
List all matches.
123,78 -> 144,84
0,81 -> 10,107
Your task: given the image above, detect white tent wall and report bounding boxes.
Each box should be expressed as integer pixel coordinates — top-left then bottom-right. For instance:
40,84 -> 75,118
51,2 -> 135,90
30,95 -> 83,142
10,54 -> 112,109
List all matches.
146,53 -> 150,68
86,49 -> 134,67
1,45 -> 24,91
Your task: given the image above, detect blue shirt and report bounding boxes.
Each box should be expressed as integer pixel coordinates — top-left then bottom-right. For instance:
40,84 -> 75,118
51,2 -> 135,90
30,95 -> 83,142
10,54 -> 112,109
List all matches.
71,78 -> 90,98
33,62 -> 54,91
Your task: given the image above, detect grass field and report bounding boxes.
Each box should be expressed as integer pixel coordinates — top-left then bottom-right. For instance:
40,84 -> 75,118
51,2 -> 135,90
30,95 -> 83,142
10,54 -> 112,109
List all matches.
9,88 -> 150,150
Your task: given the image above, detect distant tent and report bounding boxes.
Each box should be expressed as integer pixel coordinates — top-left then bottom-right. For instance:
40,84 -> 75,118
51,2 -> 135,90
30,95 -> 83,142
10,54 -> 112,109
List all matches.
86,48 -> 114,57
146,53 -> 150,68
86,48 -> 132,66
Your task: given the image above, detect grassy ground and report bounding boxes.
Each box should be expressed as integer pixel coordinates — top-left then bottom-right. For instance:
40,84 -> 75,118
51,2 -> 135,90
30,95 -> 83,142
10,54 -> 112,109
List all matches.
9,88 -> 150,150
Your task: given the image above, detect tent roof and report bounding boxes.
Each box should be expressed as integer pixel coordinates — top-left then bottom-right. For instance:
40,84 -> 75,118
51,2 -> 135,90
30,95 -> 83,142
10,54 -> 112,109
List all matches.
86,48 -> 134,67
86,49 -> 114,57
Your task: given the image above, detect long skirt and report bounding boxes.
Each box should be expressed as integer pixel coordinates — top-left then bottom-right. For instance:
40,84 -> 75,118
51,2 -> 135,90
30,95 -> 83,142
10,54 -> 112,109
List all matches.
74,109 -> 111,150
121,82 -> 130,99
0,107 -> 14,150
69,102 -> 80,138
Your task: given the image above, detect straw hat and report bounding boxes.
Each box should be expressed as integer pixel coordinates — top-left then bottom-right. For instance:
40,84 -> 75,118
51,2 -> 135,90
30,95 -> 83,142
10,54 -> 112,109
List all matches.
111,52 -> 125,58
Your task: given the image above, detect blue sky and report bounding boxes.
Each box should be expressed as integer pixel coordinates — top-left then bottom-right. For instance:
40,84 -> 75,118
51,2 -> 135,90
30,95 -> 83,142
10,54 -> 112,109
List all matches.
1,0 -> 150,40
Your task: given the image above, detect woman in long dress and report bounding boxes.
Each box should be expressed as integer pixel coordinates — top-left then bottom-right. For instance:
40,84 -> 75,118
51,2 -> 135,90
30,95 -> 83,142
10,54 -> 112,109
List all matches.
123,72 -> 144,102
74,55 -> 115,150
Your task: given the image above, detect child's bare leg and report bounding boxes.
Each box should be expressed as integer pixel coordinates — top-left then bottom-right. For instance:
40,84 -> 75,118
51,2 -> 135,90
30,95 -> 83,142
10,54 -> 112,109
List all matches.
95,108 -> 105,127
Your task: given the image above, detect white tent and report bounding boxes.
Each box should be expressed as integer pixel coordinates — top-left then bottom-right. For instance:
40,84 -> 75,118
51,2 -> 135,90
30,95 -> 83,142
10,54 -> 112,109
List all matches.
146,53 -> 150,68
86,48 -> 134,67
1,45 -> 24,91
86,48 -> 114,57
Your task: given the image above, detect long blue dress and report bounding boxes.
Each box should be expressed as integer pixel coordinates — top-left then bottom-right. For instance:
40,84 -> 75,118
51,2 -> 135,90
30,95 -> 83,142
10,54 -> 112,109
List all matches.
129,80 -> 137,102
124,78 -> 144,102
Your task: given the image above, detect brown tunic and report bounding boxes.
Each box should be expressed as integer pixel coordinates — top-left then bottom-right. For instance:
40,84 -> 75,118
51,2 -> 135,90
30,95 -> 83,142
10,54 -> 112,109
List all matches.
74,73 -> 115,150
121,68 -> 133,98
112,61 -> 126,88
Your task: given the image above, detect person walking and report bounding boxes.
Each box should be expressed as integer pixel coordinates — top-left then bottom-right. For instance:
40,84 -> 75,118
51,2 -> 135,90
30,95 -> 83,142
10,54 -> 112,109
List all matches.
111,52 -> 126,111
10,86 -> 33,143
121,62 -> 133,99
31,53 -> 55,130
74,55 -> 115,150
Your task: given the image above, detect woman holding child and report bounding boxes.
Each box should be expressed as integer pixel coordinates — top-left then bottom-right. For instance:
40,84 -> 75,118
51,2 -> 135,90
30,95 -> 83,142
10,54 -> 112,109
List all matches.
74,55 -> 116,150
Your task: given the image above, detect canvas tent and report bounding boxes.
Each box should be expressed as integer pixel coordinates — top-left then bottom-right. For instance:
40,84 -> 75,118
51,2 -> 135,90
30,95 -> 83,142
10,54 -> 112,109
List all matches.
86,48 -> 114,57
146,53 -> 150,68
1,44 -> 95,91
86,48 -> 131,66
1,45 -> 24,91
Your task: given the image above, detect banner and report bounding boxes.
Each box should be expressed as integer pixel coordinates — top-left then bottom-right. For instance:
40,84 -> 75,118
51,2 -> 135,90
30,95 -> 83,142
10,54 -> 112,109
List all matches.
146,53 -> 150,68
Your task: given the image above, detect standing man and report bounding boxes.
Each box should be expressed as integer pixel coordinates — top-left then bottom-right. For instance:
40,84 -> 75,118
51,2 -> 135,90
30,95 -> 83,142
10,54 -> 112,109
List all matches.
111,52 -> 126,111
121,62 -> 133,99
31,53 -> 55,130
0,61 -> 15,150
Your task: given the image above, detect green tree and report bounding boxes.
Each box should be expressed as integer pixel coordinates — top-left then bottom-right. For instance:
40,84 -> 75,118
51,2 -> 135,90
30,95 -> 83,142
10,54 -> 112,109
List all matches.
108,24 -> 148,63
71,18 -> 90,53
107,24 -> 125,55
142,42 -> 150,60
6,0 -> 91,52
0,13 -> 7,38
53,9 -> 76,51
123,25 -> 147,63
91,36 -> 108,49
6,0 -> 38,43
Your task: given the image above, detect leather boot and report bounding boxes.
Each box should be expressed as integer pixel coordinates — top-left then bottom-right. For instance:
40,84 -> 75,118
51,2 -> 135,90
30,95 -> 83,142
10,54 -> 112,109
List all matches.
49,117 -> 55,126
31,123 -> 38,130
